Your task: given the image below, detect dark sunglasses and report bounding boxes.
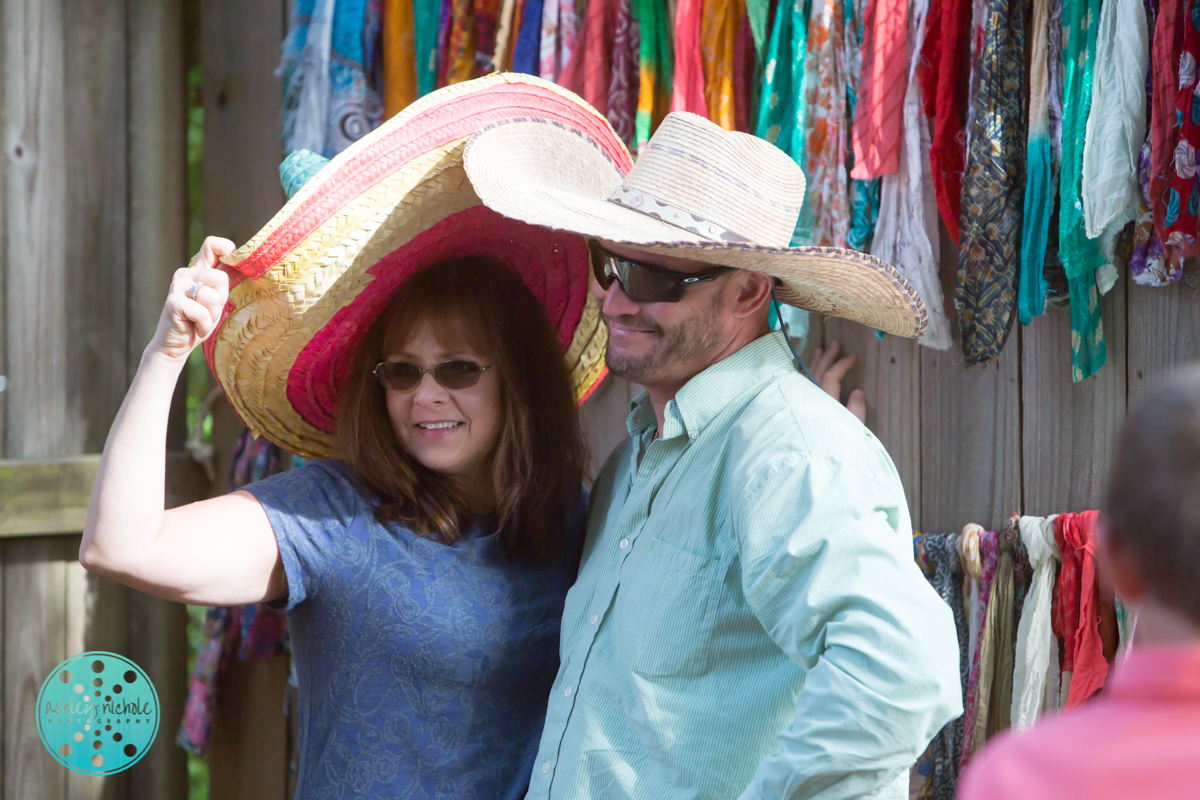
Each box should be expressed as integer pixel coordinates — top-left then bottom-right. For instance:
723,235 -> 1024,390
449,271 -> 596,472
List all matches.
374,359 -> 492,391
588,239 -> 736,303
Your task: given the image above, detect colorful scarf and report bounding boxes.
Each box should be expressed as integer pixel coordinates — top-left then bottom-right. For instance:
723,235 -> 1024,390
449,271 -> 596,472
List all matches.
701,0 -> 742,130
1081,0 -> 1149,251
954,0 -> 1027,364
540,0 -> 580,81
673,0 -> 709,114
512,0 -> 545,73
850,0 -> 907,178
1017,0 -> 1053,324
383,0 -> 418,117
871,0 -> 951,348
1059,0 -> 1107,381
803,0 -> 849,245
634,0 -> 674,151
1151,0 -> 1186,238
608,0 -> 641,144
757,0 -> 812,243
444,0 -> 477,83
1164,0 -> 1200,245
919,0 -> 971,243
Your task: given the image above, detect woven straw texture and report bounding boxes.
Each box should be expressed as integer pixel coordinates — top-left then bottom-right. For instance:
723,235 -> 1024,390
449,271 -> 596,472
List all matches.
207,74 -> 625,458
464,111 -> 928,338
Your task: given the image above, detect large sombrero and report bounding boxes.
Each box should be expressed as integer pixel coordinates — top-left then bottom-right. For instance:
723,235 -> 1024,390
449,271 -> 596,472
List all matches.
204,74 -> 628,459
463,111 -> 929,339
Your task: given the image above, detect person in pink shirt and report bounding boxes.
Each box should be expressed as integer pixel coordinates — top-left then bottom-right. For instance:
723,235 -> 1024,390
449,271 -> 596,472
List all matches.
957,367 -> 1200,800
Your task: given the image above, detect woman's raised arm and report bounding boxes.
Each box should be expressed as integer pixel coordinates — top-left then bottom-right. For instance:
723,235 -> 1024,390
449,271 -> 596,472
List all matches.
79,237 -> 287,607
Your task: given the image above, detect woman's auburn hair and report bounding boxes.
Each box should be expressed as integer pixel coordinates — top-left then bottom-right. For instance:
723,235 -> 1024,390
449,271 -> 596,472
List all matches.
335,257 -> 587,560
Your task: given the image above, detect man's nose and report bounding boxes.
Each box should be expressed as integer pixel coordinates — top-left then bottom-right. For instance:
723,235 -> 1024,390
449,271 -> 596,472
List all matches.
595,276 -> 642,318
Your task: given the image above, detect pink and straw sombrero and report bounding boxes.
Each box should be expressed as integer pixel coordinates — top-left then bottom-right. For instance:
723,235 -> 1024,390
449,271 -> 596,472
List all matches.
204,74 -> 630,459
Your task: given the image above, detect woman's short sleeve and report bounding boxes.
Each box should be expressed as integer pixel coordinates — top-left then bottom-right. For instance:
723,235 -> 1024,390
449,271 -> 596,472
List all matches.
241,460 -> 364,613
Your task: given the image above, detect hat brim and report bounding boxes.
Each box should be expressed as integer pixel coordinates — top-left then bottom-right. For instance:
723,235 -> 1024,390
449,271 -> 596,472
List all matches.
205,75 -> 626,458
463,116 -> 929,339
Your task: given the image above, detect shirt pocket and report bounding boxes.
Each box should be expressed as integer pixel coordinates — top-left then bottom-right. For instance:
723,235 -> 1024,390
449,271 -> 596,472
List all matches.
615,536 -> 728,678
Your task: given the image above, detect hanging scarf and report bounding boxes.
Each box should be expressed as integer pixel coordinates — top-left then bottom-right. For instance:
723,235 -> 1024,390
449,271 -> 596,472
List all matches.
281,0 -> 386,156
849,0 -> 906,177
915,533 -> 967,800
673,0 -> 710,113
281,0 -> 335,155
494,0 -> 520,71
1053,511 -> 1111,709
411,0 -> 440,94
1082,0 -> 1149,251
1152,0 -> 1186,238
608,0 -> 641,144
473,0 -> 503,72
746,0 -> 772,59
918,0 -> 970,243
701,0 -> 742,129
959,528 -> 998,769
1164,0 -> 1200,246
383,0 -> 419,117
444,0 -> 477,83
803,0 -> 850,245
1059,0 -> 1107,381
954,0 -> 1027,364
1012,515 -> 1061,729
579,0 -> 617,112
870,0 -> 951,348
733,5 -> 755,131
512,0 -> 545,73
634,0 -> 674,151
757,0 -> 812,242
540,0 -> 580,81
845,0 -> 880,251
1131,140 -> 1187,283
1017,0 -> 1053,324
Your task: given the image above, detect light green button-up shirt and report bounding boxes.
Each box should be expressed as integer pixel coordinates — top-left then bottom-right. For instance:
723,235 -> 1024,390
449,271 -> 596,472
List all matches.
527,332 -> 962,800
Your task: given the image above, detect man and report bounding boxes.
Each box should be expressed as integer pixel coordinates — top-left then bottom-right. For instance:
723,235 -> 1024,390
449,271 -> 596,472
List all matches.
465,108 -> 962,800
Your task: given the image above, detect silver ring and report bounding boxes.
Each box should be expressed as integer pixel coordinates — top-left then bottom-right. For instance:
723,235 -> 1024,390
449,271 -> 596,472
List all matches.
188,281 -> 204,301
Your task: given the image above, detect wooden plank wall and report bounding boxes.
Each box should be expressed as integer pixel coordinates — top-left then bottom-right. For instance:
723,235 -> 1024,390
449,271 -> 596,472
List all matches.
828,256 -> 1200,534
0,0 -> 194,798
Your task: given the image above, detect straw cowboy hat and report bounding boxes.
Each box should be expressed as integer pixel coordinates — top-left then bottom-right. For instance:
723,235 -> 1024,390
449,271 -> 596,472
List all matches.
203,74 -> 625,459
462,111 -> 929,339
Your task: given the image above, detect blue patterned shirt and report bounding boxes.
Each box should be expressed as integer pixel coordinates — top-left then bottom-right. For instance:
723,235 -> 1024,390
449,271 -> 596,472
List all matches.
526,332 -> 963,800
247,460 -> 582,800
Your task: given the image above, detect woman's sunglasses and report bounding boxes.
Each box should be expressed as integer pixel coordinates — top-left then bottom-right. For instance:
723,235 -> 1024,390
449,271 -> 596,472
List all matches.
588,239 -> 736,303
374,359 -> 492,391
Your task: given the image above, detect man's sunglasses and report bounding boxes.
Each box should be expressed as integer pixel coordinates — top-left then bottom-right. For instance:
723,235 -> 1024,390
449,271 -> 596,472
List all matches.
374,359 -> 492,391
588,239 -> 736,303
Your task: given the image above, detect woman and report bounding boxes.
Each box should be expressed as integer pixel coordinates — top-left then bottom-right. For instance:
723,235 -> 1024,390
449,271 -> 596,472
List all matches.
81,239 -> 588,799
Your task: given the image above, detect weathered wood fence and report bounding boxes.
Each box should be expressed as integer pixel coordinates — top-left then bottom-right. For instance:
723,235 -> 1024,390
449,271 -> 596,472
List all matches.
0,0 -> 203,797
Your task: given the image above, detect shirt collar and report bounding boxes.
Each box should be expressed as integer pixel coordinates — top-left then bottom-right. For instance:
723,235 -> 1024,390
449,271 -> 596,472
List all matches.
1107,643 -> 1200,702
625,331 -> 797,441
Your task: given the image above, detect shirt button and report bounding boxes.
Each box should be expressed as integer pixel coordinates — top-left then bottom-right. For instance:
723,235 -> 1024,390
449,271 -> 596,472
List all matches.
589,613 -> 599,625
619,538 -> 630,549
542,762 -> 551,774
564,685 -> 573,697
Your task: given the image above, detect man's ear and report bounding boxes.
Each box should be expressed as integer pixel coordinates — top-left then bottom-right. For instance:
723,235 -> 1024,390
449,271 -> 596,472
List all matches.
731,271 -> 775,319
1096,516 -> 1146,602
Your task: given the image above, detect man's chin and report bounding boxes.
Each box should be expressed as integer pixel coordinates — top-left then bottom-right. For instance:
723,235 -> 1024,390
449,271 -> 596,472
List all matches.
604,348 -> 656,383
